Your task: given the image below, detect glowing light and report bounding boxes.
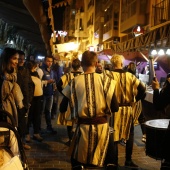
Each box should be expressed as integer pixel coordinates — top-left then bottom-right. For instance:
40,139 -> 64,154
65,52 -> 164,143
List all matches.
58,30 -> 67,36
89,46 -> 94,51
38,56 -> 45,60
151,49 -> 157,55
158,49 -> 165,56
166,49 -> 170,55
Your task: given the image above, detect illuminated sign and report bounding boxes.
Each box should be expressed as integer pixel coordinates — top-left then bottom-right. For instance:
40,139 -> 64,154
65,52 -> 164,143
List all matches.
132,25 -> 144,37
58,31 -> 67,37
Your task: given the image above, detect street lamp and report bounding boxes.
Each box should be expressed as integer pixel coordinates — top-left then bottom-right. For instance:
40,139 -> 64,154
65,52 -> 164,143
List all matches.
151,48 -> 170,56
166,49 -> 170,55
158,49 -> 165,55
149,47 -> 170,83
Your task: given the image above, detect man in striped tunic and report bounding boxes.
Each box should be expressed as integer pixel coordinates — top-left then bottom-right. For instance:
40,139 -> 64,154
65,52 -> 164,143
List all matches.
57,58 -> 82,145
61,51 -> 119,169
109,54 -> 146,168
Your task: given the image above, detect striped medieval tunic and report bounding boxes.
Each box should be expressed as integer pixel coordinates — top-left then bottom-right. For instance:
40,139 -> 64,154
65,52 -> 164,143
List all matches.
62,72 -> 117,166
108,70 -> 144,141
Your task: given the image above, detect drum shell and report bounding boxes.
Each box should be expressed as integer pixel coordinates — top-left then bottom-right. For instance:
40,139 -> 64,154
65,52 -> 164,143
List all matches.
145,120 -> 170,160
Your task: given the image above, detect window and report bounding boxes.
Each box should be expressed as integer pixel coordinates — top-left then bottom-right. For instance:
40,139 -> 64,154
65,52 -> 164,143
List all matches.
114,12 -> 119,19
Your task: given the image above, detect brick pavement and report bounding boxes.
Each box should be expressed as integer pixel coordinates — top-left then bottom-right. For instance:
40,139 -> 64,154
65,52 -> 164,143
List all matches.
25,116 -> 161,170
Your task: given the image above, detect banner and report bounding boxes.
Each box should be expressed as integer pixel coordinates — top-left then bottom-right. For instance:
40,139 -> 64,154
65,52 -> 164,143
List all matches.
56,42 -> 79,53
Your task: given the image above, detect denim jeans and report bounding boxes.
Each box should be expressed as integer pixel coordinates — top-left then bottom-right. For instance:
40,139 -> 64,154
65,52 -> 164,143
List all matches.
42,95 -> 53,129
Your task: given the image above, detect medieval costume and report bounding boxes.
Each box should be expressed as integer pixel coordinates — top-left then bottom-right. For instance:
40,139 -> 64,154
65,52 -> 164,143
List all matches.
62,72 -> 118,167
108,70 -> 146,141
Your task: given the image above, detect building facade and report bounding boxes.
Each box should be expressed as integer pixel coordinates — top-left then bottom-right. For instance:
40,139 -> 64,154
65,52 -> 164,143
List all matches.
62,0 -> 170,56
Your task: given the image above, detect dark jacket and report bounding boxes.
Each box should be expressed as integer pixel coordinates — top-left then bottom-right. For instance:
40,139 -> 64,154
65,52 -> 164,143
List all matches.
153,75 -> 170,119
17,66 -> 34,109
41,65 -> 54,96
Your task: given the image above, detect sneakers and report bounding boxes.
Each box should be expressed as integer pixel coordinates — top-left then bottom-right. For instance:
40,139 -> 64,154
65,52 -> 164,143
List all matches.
125,160 -> 139,169
142,134 -> 146,143
23,143 -> 31,150
33,134 -> 43,142
25,134 -> 31,143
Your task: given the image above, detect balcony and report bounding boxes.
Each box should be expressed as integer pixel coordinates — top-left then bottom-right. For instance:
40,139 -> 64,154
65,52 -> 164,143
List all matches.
120,0 -> 146,33
151,0 -> 170,27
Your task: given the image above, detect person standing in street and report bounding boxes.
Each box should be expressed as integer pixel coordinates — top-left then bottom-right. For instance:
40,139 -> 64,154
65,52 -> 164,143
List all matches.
17,50 -> 34,149
61,50 -> 119,170
57,58 -> 82,145
127,62 -> 146,143
0,48 -> 27,151
152,75 -> 170,170
95,62 -> 103,73
41,56 -> 57,133
26,61 -> 44,142
108,54 -> 146,169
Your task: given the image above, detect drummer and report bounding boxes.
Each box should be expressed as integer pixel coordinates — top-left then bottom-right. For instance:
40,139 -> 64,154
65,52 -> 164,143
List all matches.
152,74 -> 170,169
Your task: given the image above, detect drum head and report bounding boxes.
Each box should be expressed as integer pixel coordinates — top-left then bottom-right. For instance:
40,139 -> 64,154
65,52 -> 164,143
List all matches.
145,119 -> 170,129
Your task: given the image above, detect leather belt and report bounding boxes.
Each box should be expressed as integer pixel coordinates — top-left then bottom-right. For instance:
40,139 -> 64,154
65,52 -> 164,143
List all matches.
78,116 -> 107,125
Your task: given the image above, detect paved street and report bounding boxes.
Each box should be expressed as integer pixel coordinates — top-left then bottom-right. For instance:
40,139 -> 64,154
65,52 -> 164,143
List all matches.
25,116 -> 161,170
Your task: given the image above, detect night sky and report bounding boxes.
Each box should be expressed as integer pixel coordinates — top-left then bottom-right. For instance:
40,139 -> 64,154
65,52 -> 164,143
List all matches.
53,5 -> 65,30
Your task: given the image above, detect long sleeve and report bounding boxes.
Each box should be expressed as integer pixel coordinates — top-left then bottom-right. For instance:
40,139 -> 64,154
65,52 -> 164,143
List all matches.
135,82 -> 146,101
153,84 -> 170,110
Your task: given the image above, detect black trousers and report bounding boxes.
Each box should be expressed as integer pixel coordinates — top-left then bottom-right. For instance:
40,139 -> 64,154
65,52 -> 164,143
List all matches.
26,96 -> 43,134
138,111 -> 146,135
67,126 -> 73,140
110,124 -> 134,165
17,107 -> 27,138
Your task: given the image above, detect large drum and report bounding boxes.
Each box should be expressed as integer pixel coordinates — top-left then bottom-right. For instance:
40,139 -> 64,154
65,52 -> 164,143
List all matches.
145,119 -> 170,160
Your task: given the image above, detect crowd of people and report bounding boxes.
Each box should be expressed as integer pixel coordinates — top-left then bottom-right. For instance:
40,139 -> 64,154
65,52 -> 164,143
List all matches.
0,48 -> 59,152
0,47 -> 169,170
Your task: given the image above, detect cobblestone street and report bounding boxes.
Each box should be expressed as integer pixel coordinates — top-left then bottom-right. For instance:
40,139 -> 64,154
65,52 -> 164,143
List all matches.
25,116 -> 161,170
